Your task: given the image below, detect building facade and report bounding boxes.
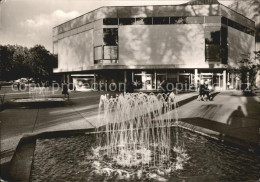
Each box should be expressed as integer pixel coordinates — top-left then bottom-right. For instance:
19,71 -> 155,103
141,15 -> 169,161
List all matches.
53,0 -> 255,91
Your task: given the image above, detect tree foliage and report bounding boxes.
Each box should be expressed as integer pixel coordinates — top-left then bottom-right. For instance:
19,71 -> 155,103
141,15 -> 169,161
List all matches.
0,44 -> 57,81
229,51 -> 260,89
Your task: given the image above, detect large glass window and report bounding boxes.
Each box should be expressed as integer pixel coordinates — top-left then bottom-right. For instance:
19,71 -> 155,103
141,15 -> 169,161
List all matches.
205,26 -> 220,44
135,17 -> 152,25
225,18 -> 254,36
104,46 -> 118,60
153,17 -> 169,24
103,28 -> 118,45
205,26 -> 221,62
170,17 -> 187,24
119,18 -> 135,25
220,26 -> 228,64
205,45 -> 220,61
205,26 -> 228,63
103,18 -> 118,25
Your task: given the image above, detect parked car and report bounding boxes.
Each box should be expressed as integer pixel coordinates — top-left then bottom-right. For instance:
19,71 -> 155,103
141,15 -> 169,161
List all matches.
12,78 -> 28,90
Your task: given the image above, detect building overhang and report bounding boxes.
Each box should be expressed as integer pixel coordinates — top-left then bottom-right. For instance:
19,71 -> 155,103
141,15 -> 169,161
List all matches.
53,64 -> 228,73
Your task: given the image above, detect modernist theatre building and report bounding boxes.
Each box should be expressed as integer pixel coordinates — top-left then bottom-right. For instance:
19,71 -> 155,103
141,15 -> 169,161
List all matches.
53,0 -> 256,91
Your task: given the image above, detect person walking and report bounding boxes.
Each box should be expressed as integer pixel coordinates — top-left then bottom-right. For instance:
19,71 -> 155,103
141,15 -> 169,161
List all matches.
227,81 -> 230,90
62,82 -> 69,99
197,80 -> 205,101
204,82 -> 211,101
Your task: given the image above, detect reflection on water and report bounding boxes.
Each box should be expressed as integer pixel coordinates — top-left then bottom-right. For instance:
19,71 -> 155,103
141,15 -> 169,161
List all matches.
31,127 -> 260,182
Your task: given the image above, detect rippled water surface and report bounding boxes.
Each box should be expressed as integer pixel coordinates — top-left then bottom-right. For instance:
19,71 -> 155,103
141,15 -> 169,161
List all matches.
30,128 -> 260,182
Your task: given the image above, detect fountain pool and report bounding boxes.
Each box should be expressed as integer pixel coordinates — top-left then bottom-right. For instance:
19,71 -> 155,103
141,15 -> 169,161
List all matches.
13,87 -> 65,103
30,127 -> 260,182
28,93 -> 260,181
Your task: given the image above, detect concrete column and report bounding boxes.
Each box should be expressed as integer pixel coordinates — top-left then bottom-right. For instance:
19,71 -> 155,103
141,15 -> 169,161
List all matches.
124,71 -> 127,92
223,70 -> 227,90
194,69 -> 198,89
247,72 -> 250,88
67,74 -> 71,83
94,73 -> 96,90
219,75 -> 221,88
124,71 -> 127,83
154,70 -> 157,90
132,71 -> 134,82
177,71 -> 180,82
141,71 -> 146,90
231,73 -> 234,89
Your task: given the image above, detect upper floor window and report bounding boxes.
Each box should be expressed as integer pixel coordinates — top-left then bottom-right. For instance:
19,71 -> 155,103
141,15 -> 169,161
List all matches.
103,18 -> 118,25
170,17 -> 187,24
119,18 -> 135,25
205,26 -> 221,62
153,17 -> 169,24
103,28 -> 118,45
135,17 -> 152,25
205,45 -> 220,62
220,26 -> 228,64
226,18 -> 254,36
205,26 -> 220,44
104,46 -> 118,60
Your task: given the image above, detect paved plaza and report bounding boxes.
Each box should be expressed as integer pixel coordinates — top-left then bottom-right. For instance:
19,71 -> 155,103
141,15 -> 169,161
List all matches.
0,87 -> 260,167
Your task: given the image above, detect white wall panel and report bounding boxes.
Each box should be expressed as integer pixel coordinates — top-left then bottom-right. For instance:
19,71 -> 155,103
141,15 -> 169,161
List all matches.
58,30 -> 94,71
119,24 -> 205,67
227,27 -> 255,68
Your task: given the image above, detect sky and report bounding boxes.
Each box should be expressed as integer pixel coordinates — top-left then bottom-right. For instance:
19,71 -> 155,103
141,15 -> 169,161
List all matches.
0,0 -> 234,52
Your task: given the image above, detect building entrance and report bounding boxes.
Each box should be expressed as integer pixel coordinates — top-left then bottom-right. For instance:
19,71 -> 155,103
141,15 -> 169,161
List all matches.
134,71 -> 154,90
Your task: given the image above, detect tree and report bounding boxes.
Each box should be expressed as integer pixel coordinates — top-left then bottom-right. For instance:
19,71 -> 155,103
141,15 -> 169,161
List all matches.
0,44 -> 57,81
230,51 -> 260,90
0,45 -> 15,80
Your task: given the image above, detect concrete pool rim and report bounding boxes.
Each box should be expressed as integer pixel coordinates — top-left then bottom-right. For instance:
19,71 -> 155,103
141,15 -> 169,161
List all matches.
3,121 -> 260,182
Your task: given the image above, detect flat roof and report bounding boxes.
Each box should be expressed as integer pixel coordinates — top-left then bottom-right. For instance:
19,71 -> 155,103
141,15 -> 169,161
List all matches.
53,3 -> 255,30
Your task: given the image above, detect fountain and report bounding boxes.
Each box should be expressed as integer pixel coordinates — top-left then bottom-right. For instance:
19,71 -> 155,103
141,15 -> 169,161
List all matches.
12,86 -> 65,103
29,86 -> 52,100
6,92 -> 260,182
89,92 -> 188,180
97,93 -> 179,165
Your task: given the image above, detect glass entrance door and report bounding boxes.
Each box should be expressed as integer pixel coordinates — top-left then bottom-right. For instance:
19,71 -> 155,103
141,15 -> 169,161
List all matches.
134,71 -> 154,90
213,74 -> 223,90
